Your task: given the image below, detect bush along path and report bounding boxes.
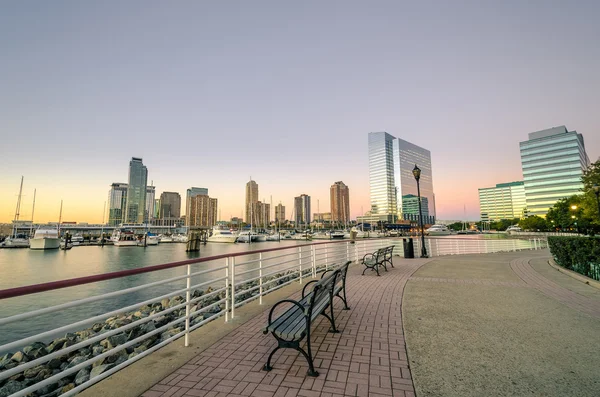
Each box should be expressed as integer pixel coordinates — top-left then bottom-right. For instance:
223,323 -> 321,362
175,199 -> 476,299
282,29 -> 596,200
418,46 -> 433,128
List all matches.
0,265 -> 324,397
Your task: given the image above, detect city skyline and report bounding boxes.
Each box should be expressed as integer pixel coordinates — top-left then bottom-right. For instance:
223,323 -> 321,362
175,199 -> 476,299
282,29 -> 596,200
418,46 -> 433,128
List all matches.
1,2 -> 599,223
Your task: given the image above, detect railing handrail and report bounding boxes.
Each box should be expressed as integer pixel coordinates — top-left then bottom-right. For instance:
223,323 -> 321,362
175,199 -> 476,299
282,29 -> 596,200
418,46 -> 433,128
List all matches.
0,239 -> 351,300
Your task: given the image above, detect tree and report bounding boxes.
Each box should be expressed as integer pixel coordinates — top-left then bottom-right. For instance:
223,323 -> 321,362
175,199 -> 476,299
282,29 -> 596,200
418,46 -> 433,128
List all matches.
581,159 -> 600,233
447,222 -> 464,231
518,215 -> 550,231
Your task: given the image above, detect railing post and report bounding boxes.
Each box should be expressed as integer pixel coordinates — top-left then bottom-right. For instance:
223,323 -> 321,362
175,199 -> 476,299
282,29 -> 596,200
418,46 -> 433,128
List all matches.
299,247 -> 302,283
259,253 -> 263,305
512,240 -> 516,252
311,245 -> 316,277
325,245 -> 328,270
355,241 -> 358,262
225,257 -> 229,322
346,241 -> 350,262
184,264 -> 191,347
231,257 -> 236,319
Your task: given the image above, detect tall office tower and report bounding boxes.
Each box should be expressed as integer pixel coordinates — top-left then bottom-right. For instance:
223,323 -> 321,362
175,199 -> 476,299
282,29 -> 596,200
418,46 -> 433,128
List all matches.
108,183 -> 128,226
478,182 -> 526,221
330,181 -> 350,224
145,186 -> 156,223
294,194 -> 311,226
186,187 -> 209,226
275,204 -> 286,223
154,199 -> 161,219
520,126 -> 590,217
368,132 -> 436,223
245,180 -> 259,224
124,157 -> 148,224
159,192 -> 182,221
257,202 -> 270,227
401,194 -> 432,224
189,194 -> 218,227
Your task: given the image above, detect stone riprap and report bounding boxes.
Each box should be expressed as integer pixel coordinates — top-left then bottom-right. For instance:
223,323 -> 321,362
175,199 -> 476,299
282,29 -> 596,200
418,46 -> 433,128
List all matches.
0,266 -> 320,397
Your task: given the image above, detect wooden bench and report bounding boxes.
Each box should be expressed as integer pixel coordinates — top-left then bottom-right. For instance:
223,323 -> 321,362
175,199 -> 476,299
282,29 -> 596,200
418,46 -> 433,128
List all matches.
361,245 -> 394,276
262,262 -> 351,376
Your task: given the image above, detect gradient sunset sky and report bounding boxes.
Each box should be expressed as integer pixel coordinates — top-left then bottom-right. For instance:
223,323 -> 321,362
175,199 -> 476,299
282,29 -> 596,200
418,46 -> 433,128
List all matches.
1,1 -> 599,224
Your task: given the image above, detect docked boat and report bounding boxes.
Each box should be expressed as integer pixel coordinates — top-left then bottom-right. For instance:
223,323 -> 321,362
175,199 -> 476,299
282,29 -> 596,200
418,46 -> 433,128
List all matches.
60,240 -> 73,250
1,236 -> 30,248
237,231 -> 260,243
506,225 -> 523,234
111,229 -> 138,247
207,226 -> 238,243
71,235 -> 84,246
158,234 -> 174,243
172,234 -> 188,243
425,224 -> 452,236
29,227 -> 60,250
330,231 -> 345,239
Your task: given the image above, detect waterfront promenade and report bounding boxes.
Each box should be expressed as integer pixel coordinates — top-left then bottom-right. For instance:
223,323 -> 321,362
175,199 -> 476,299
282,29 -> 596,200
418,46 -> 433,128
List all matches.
81,250 -> 600,397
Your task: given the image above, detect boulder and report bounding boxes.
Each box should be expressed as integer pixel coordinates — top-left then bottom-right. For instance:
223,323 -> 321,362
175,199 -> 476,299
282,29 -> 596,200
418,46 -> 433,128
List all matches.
107,333 -> 128,349
36,381 -> 59,396
67,355 -> 90,369
46,338 -> 67,354
76,329 -> 95,339
91,323 -> 104,333
104,349 -> 127,364
24,364 -> 46,378
60,383 -> 75,394
11,351 -> 28,363
0,381 -> 23,397
160,298 -> 170,309
65,332 -> 77,341
74,368 -> 90,386
92,346 -> 105,357
89,364 -> 114,379
47,358 -> 62,369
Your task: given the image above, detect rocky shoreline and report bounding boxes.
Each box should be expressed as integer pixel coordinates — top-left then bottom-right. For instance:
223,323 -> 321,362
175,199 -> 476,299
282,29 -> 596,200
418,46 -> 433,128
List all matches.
0,267 -> 320,397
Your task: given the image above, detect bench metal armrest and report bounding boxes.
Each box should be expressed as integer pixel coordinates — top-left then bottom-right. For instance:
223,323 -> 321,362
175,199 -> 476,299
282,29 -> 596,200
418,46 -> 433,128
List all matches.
264,299 -> 307,334
362,253 -> 375,262
302,280 -> 318,298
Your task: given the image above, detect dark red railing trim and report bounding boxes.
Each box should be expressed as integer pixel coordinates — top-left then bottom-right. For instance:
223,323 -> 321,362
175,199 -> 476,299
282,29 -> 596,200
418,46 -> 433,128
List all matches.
0,239 -> 351,300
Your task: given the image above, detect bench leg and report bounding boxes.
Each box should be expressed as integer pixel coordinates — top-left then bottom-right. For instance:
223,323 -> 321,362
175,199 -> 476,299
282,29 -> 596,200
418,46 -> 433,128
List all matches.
321,310 -> 339,333
337,291 -> 350,310
264,335 -> 319,377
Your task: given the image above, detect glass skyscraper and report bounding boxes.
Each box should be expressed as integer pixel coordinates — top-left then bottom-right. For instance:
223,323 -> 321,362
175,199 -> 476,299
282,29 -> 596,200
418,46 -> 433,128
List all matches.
294,194 -> 311,226
368,132 -> 436,223
108,183 -> 128,226
520,126 -> 589,217
124,157 -> 148,224
478,181 -> 526,221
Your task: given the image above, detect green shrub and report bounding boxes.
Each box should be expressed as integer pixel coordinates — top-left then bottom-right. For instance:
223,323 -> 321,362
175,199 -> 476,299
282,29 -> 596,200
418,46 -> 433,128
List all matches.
547,236 -> 600,281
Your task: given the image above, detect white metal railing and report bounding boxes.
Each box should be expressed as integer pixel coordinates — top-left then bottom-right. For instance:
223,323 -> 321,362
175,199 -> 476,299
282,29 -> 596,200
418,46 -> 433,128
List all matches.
0,239 -> 389,397
409,237 -> 547,257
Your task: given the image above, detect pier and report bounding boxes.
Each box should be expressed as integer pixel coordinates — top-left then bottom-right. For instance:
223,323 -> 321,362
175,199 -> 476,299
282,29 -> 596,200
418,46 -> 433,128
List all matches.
1,239 -> 598,397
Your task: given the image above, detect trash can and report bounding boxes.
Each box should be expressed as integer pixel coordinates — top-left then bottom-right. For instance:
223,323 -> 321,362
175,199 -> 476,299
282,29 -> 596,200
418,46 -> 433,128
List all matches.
403,238 -> 415,258
350,230 -> 358,242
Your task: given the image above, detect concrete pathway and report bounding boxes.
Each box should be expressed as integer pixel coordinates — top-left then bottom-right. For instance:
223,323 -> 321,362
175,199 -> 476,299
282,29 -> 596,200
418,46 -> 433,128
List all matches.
404,251 -> 600,397
141,258 -> 432,397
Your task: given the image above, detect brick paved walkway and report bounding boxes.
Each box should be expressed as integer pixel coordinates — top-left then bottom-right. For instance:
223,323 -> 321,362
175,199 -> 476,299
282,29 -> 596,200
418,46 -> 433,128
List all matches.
141,258 -> 431,397
510,257 -> 600,319
409,276 -> 527,288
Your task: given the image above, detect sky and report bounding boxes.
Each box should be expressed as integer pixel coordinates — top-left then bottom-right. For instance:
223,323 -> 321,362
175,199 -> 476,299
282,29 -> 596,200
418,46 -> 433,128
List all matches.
1,1 -> 599,223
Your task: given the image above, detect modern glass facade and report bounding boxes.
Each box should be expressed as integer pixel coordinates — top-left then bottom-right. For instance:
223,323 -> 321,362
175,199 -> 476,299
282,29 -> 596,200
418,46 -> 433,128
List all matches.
478,181 -> 526,221
107,183 -> 128,226
145,186 -> 156,223
369,132 -> 436,223
520,126 -> 589,217
124,157 -> 148,224
160,192 -> 182,219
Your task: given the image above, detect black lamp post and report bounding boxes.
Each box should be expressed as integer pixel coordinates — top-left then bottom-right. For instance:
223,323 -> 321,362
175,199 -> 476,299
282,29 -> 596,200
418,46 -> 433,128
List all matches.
412,164 -> 428,258
594,184 -> 600,220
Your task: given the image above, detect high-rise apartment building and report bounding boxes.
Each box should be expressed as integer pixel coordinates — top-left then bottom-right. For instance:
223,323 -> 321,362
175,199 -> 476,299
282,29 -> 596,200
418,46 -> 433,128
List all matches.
188,194 -> 218,227
330,181 -> 350,224
252,202 -> 270,227
245,180 -> 259,224
186,187 -> 209,226
145,186 -> 156,223
159,192 -> 181,220
275,204 -> 285,223
368,132 -> 435,223
294,194 -> 311,226
520,126 -> 590,217
108,183 -> 128,226
124,157 -> 148,224
478,181 -> 526,221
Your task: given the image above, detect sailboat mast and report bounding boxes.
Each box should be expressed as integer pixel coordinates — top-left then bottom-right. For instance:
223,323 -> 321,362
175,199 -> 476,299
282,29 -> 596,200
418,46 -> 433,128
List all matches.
14,176 -> 24,222
58,200 -> 63,235
30,188 -> 36,236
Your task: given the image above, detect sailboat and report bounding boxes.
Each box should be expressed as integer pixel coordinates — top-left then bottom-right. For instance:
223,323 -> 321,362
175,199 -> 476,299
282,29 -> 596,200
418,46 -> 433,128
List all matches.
2,176 -> 30,248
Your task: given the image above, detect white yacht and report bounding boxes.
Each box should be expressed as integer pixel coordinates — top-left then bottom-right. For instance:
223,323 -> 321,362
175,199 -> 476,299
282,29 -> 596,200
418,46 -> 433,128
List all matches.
71,235 -> 84,246
506,225 -> 523,234
330,231 -> 345,239
237,231 -> 260,243
29,227 -> 60,250
425,224 -> 452,236
158,234 -> 174,243
207,226 -> 238,243
2,236 -> 30,248
111,229 -> 138,247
